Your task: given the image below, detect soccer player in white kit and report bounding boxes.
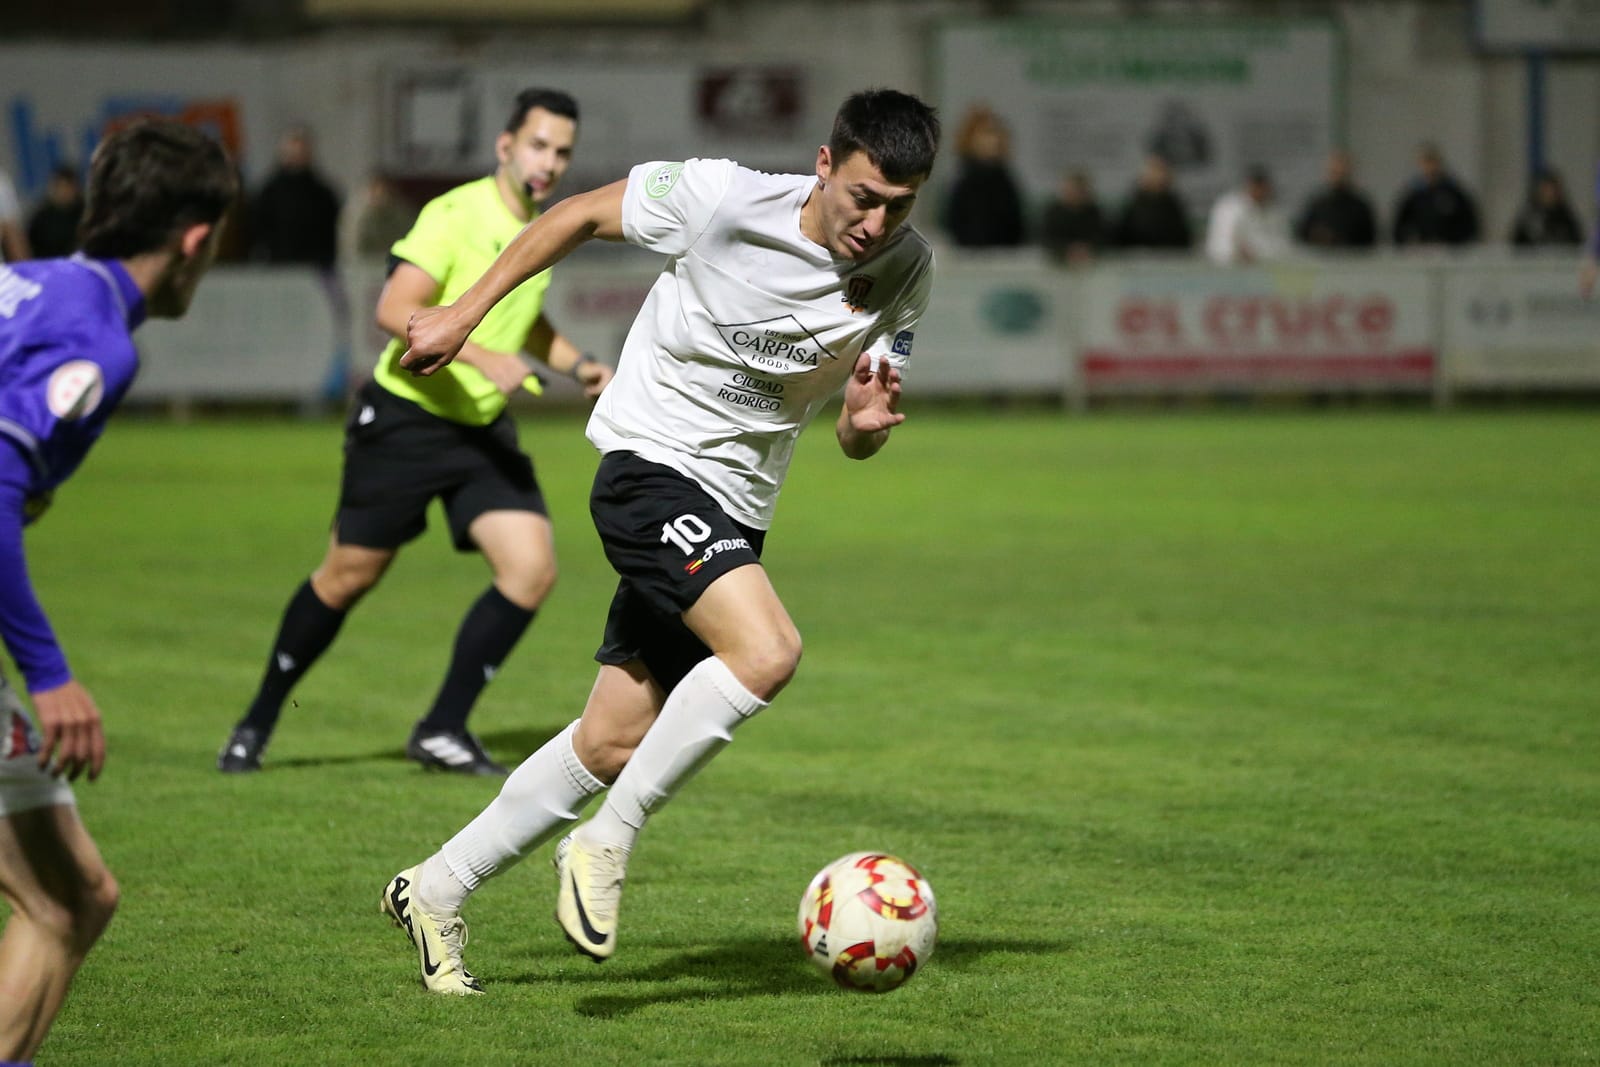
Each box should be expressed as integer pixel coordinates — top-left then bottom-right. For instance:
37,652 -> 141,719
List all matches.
380,88 -> 939,995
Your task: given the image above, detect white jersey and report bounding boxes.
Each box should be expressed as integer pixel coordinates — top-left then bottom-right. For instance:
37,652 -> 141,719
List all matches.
586,158 -> 934,530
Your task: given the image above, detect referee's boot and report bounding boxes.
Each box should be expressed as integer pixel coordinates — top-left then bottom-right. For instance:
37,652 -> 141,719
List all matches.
217,725 -> 268,773
405,724 -> 507,777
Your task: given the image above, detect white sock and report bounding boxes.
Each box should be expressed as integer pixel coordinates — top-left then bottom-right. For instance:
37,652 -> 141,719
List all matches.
426,720 -> 605,911
413,854 -> 469,917
577,656 -> 767,853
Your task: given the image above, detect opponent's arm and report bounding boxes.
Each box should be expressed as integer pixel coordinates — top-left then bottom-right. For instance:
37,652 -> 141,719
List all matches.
0,471 -> 105,781
402,180 -> 628,377
836,354 -> 905,461
523,314 -> 613,399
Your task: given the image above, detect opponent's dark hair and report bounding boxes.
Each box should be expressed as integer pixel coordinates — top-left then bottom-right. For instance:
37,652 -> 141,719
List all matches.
79,119 -> 237,259
828,89 -> 941,182
505,88 -> 579,133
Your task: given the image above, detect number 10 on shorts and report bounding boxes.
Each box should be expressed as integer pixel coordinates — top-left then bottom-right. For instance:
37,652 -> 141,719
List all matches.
660,513 -> 712,555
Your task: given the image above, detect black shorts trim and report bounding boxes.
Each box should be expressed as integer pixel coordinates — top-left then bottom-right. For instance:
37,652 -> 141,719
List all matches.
335,380 -> 546,552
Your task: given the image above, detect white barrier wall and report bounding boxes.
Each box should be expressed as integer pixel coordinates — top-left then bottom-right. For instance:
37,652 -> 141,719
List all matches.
132,268 -> 345,405
1440,259 -> 1600,391
124,254 -> 1600,409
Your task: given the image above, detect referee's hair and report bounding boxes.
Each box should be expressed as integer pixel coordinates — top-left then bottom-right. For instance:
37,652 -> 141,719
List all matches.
506,88 -> 579,133
829,88 -> 941,183
79,119 -> 237,260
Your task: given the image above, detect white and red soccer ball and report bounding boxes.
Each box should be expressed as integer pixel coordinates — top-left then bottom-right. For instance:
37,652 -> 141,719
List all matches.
797,852 -> 938,993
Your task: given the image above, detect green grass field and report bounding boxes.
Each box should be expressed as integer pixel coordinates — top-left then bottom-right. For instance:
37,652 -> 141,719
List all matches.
14,409 -> 1600,1065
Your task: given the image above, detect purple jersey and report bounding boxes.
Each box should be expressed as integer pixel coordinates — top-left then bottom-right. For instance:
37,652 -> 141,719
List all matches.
0,254 -> 145,691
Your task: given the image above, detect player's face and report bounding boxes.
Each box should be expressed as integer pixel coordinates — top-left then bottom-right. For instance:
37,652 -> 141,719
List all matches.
811,147 -> 925,261
498,107 -> 578,208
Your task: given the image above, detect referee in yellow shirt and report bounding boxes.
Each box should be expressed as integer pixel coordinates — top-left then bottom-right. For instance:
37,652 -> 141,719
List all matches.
219,88 -> 610,775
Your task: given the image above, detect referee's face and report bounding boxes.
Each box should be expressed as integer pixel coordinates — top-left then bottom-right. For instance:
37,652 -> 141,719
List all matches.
497,107 -> 578,213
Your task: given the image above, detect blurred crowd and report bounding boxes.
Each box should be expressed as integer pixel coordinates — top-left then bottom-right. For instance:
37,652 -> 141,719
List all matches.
0,111 -> 1592,275
0,124 -> 417,270
941,104 -> 1593,269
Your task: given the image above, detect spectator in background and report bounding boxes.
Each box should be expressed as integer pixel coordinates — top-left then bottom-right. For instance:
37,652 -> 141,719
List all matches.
26,164 -> 85,259
1393,143 -> 1479,248
1206,165 -> 1292,265
354,173 -> 418,260
0,165 -> 30,262
251,125 -> 341,267
1039,169 -> 1106,266
1511,168 -> 1584,248
1296,150 -> 1377,249
1146,99 -> 1212,171
1114,154 -> 1191,250
942,105 -> 1025,248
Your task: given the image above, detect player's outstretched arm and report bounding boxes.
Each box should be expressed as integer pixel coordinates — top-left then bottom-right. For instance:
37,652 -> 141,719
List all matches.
837,353 -> 905,460
401,179 -> 628,377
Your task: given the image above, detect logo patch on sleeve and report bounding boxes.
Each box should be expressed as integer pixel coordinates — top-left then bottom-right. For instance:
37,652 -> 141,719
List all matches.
46,360 -> 105,421
891,330 -> 915,357
645,163 -> 685,199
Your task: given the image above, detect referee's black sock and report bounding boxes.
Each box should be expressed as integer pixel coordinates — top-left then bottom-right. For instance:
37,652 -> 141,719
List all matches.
239,578 -> 348,733
417,585 -> 536,735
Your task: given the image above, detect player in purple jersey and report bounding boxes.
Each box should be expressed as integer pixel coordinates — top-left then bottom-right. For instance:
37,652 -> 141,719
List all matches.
0,120 -> 235,1062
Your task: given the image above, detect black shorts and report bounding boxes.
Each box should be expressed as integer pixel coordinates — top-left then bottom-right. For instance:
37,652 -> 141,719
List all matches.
590,451 -> 765,692
335,380 -> 546,552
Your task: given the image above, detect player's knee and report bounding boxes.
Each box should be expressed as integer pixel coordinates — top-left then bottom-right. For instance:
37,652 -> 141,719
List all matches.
313,557 -> 385,608
494,558 -> 557,611
74,871 -> 120,951
572,720 -> 645,784
729,626 -> 802,700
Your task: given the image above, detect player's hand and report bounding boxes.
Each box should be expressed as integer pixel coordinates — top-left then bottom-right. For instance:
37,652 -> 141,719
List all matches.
576,359 -> 613,400
479,351 -> 535,396
31,679 -> 106,782
843,352 -> 905,435
400,305 -> 471,377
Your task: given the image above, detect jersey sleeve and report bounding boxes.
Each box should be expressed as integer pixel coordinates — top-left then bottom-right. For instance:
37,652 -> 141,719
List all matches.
0,459 -> 70,692
860,248 -> 935,374
388,195 -> 457,285
622,158 -> 737,257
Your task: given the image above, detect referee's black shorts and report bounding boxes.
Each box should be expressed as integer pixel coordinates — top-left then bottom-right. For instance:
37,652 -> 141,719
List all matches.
589,451 -> 766,692
334,380 -> 547,552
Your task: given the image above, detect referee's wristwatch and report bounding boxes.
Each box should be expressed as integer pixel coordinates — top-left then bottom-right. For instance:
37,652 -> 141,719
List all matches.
569,352 -> 601,380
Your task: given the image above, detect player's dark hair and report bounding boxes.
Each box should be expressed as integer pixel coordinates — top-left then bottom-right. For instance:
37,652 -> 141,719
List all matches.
505,88 -> 579,133
79,119 -> 237,259
828,89 -> 941,182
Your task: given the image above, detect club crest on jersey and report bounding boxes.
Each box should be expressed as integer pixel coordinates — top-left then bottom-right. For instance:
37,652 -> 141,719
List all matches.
646,163 -> 685,199
46,361 -> 105,421
843,274 -> 876,313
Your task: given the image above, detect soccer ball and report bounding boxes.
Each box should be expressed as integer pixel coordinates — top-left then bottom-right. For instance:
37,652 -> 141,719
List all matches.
797,852 -> 937,993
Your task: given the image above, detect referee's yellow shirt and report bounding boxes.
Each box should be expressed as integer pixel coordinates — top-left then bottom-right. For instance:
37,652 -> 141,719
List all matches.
372,176 -> 553,426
